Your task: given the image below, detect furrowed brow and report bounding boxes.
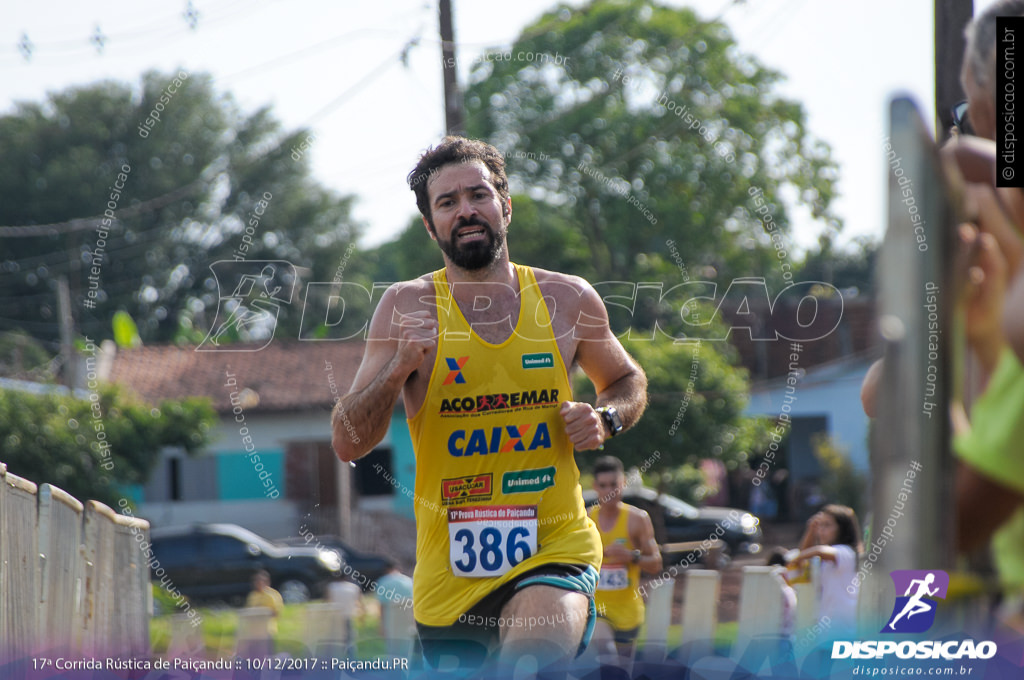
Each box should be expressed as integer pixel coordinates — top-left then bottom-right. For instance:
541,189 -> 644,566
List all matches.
433,183 -> 491,207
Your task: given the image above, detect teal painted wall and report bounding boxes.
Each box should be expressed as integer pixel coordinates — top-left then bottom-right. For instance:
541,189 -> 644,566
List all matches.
120,483 -> 144,505
217,450 -> 285,500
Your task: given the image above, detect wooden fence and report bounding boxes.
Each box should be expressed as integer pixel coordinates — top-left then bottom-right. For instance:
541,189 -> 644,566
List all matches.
639,565 -> 819,661
0,461 -> 151,663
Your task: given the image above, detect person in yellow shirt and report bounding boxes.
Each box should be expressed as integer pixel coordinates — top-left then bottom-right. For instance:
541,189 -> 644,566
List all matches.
589,456 -> 661,659
332,137 -> 648,670
245,570 -> 284,636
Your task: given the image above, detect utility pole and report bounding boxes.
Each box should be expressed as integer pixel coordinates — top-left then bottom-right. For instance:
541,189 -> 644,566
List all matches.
439,0 -> 464,135
935,0 -> 973,140
337,455 -> 352,541
57,276 -> 76,387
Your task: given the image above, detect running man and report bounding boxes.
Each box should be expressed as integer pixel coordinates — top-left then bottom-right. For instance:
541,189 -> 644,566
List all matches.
331,137 -> 648,669
888,573 -> 939,630
588,456 -> 661,659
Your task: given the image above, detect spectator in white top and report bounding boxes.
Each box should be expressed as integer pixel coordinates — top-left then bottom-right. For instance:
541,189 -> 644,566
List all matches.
789,505 -> 862,637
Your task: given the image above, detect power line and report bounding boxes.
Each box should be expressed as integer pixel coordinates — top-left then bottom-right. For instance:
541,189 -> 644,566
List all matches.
0,178 -> 205,238
0,0 -> 260,63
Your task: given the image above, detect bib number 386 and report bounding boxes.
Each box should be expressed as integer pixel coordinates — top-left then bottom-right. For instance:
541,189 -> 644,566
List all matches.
448,505 -> 538,577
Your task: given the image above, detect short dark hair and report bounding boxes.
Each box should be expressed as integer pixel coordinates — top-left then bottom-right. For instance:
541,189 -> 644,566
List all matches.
766,547 -> 788,567
593,455 -> 624,478
408,136 -> 510,223
822,504 -> 862,553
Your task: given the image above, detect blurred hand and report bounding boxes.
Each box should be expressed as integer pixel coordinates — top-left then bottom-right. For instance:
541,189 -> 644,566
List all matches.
603,543 -> 633,565
960,225 -> 1008,352
965,183 -> 1024,276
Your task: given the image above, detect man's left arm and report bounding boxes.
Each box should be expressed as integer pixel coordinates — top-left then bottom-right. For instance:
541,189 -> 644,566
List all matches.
560,281 -> 647,451
630,508 -> 663,575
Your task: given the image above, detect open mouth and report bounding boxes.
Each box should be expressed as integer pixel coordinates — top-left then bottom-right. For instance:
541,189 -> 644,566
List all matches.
457,225 -> 487,242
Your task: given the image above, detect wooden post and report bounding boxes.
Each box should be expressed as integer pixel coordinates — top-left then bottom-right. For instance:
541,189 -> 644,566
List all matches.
864,97 -> 957,635
681,569 -> 719,658
439,0 -> 464,135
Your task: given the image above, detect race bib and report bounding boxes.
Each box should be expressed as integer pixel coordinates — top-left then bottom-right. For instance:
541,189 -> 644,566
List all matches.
598,565 -> 629,591
448,505 -> 537,577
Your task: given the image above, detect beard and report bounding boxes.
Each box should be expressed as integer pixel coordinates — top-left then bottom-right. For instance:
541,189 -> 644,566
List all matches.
433,216 -> 505,271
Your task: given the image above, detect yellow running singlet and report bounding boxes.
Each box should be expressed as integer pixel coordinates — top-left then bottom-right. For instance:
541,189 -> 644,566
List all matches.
407,264 -> 602,626
588,504 -> 645,631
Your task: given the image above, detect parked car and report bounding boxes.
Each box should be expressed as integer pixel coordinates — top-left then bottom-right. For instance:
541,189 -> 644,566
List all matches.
148,523 -> 343,605
278,535 -> 391,591
583,486 -> 762,566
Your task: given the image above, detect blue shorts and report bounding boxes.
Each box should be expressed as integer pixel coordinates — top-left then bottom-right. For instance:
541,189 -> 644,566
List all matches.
416,563 -> 599,668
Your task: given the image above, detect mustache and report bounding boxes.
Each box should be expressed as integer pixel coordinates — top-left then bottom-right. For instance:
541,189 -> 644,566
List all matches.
454,216 -> 490,232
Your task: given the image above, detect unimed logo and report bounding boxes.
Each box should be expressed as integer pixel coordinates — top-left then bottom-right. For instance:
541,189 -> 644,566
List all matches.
522,352 -> 553,369
882,570 -> 948,634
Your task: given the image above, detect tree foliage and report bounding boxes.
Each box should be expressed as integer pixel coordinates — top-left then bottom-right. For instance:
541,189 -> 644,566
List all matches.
797,234 -> 879,297
0,70 -> 361,346
574,311 -> 771,478
371,0 -> 836,483
462,0 -> 840,287
0,385 -> 215,506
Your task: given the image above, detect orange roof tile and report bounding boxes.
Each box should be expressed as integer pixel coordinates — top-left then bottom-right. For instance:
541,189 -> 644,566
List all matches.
107,340 -> 369,414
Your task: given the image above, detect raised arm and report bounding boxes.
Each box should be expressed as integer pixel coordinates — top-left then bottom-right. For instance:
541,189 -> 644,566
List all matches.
790,544 -> 838,566
796,512 -> 820,552
560,281 -> 648,451
331,284 -> 436,462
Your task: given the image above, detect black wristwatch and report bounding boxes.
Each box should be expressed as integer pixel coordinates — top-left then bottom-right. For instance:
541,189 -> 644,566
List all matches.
596,406 -> 623,438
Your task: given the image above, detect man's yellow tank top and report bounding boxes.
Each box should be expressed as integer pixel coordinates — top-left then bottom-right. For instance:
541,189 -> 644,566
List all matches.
588,504 -> 645,631
407,264 -> 602,626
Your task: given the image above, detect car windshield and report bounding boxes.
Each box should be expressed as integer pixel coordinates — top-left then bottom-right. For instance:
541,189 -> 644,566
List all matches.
219,525 -> 276,552
654,492 -> 699,519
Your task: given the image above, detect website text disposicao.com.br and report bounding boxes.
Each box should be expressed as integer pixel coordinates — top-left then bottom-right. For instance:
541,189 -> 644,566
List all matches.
835,639 -> 995,677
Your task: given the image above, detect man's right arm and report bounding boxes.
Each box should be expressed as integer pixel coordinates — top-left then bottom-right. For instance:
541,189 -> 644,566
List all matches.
331,285 -> 436,462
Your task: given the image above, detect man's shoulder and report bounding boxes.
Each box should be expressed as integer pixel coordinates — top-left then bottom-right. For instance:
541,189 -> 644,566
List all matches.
624,503 -> 654,531
624,503 -> 650,519
528,266 -> 591,293
379,273 -> 439,309
527,267 -> 598,315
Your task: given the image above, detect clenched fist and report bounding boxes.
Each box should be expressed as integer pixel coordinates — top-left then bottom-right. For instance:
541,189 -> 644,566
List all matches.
560,401 -> 606,451
392,309 -> 438,375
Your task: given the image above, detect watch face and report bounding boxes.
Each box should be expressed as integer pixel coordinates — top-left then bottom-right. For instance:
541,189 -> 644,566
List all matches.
601,407 -> 623,434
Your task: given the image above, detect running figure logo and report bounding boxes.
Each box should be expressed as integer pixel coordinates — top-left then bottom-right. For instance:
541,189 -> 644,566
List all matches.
197,260 -> 296,351
882,570 -> 949,634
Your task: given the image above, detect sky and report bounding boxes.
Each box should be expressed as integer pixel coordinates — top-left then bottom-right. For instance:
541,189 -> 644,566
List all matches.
0,0 -> 989,255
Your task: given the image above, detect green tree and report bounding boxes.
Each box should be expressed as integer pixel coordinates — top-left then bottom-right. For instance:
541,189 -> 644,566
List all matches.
573,308 -> 772,484
0,70 -> 361,346
797,234 -> 879,297
462,0 -> 840,287
0,330 -> 54,380
0,384 -> 215,506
